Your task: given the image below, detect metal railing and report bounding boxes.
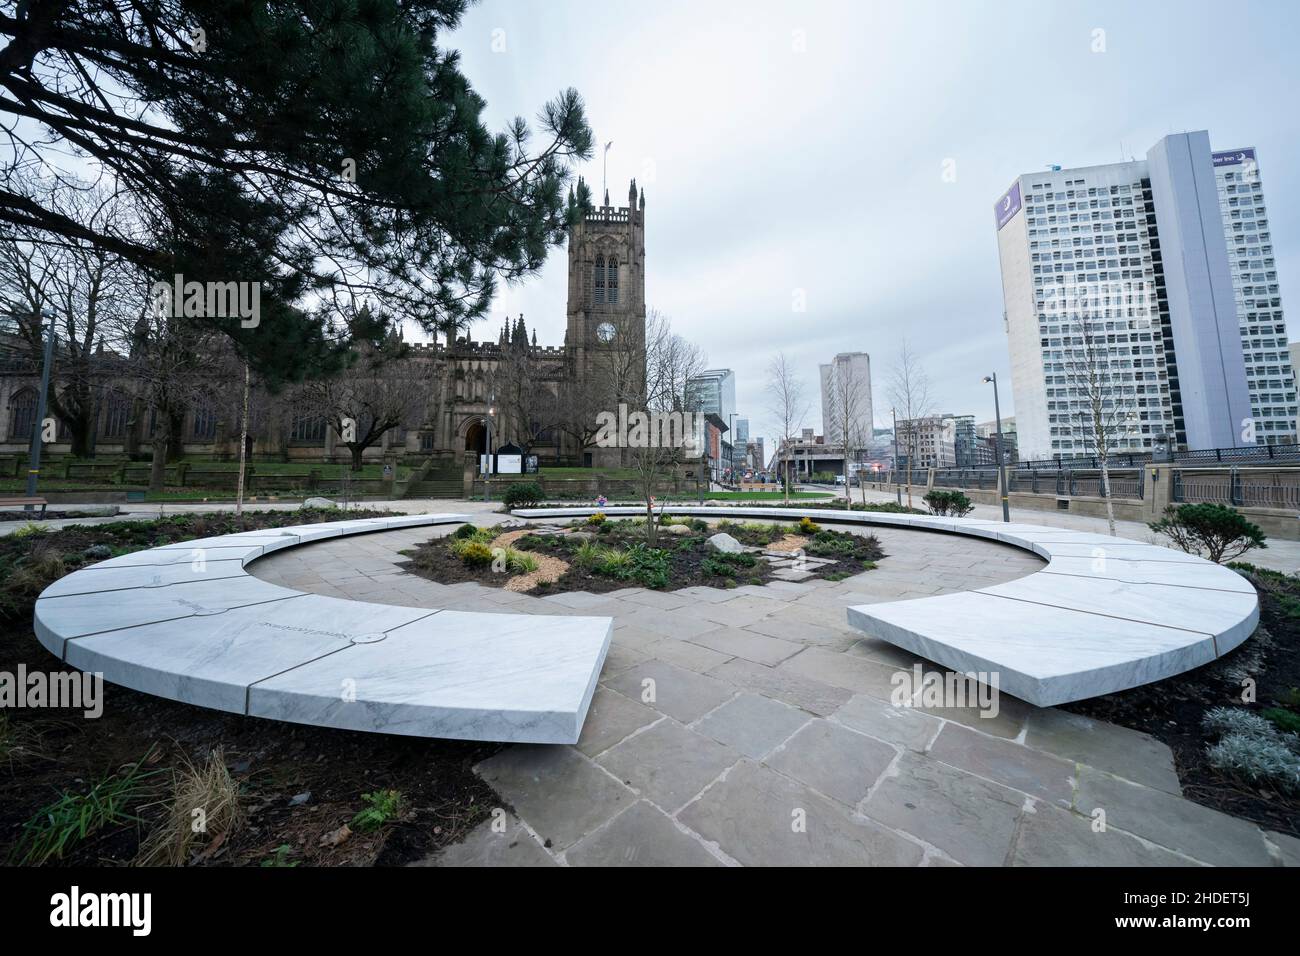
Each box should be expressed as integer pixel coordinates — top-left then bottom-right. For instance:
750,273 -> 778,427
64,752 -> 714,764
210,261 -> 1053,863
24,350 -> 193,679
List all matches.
1173,468 -> 1300,510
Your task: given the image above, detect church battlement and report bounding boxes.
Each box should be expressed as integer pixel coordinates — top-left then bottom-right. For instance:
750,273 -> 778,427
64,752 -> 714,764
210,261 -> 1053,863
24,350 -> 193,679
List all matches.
585,205 -> 632,224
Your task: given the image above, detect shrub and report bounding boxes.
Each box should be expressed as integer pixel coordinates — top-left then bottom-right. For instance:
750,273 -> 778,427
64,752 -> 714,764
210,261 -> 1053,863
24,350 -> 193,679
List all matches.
1262,707 -> 1300,735
805,531 -> 856,557
502,482 -> 543,509
452,522 -> 480,539
924,490 -> 975,518
702,551 -> 758,578
457,540 -> 494,567
798,516 -> 821,534
503,548 -> 538,574
1149,503 -> 1266,564
1202,706 -> 1300,793
624,543 -> 671,589
586,512 -> 607,525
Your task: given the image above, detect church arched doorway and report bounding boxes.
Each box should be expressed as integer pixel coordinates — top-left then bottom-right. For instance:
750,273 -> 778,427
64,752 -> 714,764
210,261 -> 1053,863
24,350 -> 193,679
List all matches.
464,420 -> 486,456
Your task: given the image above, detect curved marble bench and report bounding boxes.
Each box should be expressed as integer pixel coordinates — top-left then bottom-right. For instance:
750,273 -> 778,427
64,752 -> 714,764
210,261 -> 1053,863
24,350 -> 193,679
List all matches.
514,506 -> 1259,708
34,514 -> 611,744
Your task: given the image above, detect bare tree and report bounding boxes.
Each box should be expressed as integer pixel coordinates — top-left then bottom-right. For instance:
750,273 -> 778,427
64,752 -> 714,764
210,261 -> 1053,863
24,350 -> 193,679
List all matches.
1063,315 -> 1140,536
824,358 -> 871,510
765,353 -> 809,505
494,324 -> 565,453
0,179 -> 138,456
887,341 -> 935,509
629,313 -> 707,545
297,335 -> 427,472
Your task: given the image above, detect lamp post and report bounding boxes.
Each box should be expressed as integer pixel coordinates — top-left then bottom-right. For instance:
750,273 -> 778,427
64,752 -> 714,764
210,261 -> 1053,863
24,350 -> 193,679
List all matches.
482,395 -> 496,502
25,309 -> 57,507
982,373 -> 1010,522
891,407 -> 901,505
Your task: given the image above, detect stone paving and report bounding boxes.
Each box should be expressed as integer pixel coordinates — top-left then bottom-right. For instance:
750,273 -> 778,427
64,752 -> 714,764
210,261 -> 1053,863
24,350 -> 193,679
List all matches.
249,515 -> 1300,867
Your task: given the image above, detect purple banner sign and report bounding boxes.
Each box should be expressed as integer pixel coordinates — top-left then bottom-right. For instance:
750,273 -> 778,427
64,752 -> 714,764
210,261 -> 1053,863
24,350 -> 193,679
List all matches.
994,180 -> 1022,231
1213,148 -> 1257,167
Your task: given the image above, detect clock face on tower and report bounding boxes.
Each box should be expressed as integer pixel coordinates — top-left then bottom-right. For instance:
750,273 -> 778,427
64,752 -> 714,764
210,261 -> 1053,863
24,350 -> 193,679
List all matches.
596,321 -> 616,343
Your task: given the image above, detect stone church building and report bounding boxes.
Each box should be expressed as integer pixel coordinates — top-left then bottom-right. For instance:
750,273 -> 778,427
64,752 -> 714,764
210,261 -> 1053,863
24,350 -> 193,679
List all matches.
0,181 -> 648,473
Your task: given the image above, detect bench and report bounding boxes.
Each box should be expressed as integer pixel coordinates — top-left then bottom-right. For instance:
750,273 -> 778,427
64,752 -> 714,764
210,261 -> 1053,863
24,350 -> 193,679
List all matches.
514,505 -> 1259,708
34,514 -> 611,743
0,496 -> 49,517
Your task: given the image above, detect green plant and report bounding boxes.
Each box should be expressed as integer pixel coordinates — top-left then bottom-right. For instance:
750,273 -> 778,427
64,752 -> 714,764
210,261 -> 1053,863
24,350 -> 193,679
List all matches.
452,522 -> 480,540
457,540 -> 494,567
1149,504 -> 1266,564
261,844 -> 300,868
10,522 -> 49,539
351,789 -> 403,832
1202,707 -> 1300,793
502,482 -> 543,509
798,516 -> 821,534
1262,707 -> 1300,735
8,754 -> 162,865
923,489 -> 975,518
503,548 -> 538,574
622,542 -> 671,589
702,551 -> 758,578
586,511 -> 607,525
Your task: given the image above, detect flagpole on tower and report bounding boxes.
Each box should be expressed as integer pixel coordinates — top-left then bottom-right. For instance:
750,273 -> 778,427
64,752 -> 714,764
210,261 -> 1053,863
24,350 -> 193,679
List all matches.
603,141 -> 612,206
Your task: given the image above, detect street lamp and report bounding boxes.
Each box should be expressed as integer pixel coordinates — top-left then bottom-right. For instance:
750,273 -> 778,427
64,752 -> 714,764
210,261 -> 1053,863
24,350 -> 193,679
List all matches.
25,309 -> 58,508
982,373 -> 1010,522
891,407 -> 901,505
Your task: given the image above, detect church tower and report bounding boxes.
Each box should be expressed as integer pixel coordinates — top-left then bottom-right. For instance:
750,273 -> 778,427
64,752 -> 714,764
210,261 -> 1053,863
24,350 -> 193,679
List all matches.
565,178 -> 647,400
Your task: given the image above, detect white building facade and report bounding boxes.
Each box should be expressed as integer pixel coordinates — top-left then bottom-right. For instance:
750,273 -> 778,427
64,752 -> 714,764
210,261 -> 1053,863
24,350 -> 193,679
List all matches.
819,351 -> 873,448
994,131 -> 1282,462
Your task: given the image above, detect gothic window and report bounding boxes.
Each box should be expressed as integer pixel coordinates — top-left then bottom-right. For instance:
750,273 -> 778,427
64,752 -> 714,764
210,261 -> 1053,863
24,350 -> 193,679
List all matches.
593,254 -> 605,303
191,404 -> 218,440
290,413 -> 326,444
607,256 -> 619,304
8,388 -> 36,442
101,394 -> 129,439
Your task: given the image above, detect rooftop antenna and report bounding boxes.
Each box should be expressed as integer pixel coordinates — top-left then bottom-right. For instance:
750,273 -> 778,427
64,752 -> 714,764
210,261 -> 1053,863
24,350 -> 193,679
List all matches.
602,141 -> 612,206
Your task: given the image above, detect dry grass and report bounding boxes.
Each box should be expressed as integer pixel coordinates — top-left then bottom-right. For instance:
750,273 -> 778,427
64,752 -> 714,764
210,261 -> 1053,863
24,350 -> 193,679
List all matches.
136,748 -> 245,866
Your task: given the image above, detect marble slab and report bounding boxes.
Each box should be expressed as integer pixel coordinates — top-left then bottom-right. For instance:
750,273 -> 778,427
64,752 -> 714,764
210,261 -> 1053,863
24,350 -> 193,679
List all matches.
248,610 -> 612,743
32,512 -> 620,743
519,504 -> 1260,708
847,594 -> 1219,707
66,598 -> 437,714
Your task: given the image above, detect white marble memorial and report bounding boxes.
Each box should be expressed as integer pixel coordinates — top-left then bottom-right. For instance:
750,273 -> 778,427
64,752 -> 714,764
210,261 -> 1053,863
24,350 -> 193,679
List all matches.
515,505 -> 1260,707
33,513 -> 611,744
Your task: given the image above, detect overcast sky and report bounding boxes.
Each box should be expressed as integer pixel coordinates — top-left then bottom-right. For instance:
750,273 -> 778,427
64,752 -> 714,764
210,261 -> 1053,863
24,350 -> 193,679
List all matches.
442,0 -> 1300,455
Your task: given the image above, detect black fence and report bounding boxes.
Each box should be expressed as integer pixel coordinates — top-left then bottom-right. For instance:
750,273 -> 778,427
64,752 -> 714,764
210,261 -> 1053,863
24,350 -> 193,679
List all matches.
934,467 -> 1146,499
961,441 -> 1300,473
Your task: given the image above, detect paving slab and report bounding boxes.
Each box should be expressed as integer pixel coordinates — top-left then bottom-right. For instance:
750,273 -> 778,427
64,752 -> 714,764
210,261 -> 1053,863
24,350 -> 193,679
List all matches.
776,646 -> 903,700
597,719 -> 741,813
831,694 -> 942,752
475,745 -> 633,850
575,687 -> 660,757
644,638 -> 734,674
424,813 -> 555,867
765,719 -> 897,807
1074,767 -> 1272,866
687,627 -> 803,666
603,659 -> 736,723
1025,708 -> 1181,793
708,658 -> 852,716
863,753 -> 1025,867
565,801 -> 722,867
694,692 -> 811,758
928,723 -> 1075,806
1010,803 -> 1194,867
679,759 -> 923,867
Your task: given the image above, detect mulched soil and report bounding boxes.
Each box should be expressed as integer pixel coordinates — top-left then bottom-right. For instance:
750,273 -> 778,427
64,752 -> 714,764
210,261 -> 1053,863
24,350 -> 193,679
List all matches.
0,509 -> 499,867
0,510 -> 115,523
401,520 -> 885,595
1066,567 -> 1300,838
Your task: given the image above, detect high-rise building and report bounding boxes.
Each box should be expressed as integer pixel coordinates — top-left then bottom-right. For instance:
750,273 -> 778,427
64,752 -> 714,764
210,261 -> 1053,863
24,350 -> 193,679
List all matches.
732,417 -> 749,468
1213,148 -> 1296,445
686,369 -> 736,432
993,131 -> 1289,462
819,352 -> 873,447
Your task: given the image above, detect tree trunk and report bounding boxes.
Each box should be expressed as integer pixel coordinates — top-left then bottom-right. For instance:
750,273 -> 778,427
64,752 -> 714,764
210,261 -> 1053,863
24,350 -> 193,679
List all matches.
842,450 -> 851,509
166,410 -> 184,463
783,457 -> 790,505
1099,454 -> 1116,537
149,433 -> 168,493
68,413 -> 95,458
350,443 -> 365,472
